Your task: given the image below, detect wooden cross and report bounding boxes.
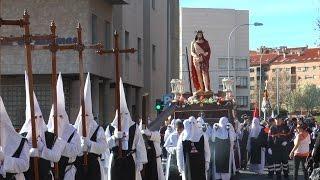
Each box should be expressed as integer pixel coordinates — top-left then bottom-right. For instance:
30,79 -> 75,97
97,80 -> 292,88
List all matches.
33,22 -> 102,168
97,31 -> 136,157
32,21 -> 102,178
1,10 -> 102,178
0,10 -> 51,180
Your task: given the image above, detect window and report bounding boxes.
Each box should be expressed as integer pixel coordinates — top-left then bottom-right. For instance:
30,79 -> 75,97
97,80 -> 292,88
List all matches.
305,75 -> 313,79
152,44 -> 156,70
105,21 -> 111,49
236,96 -> 248,108
256,67 -> 261,72
303,67 -> 309,72
291,67 -> 296,74
250,86 -> 255,90
272,69 -> 276,72
152,0 -> 155,10
91,14 -> 98,44
125,31 -> 129,61
250,77 -> 254,81
235,58 -> 248,70
250,68 -> 255,73
313,66 -> 317,70
286,68 -> 290,72
218,58 -> 233,69
236,76 -> 248,88
137,38 -> 142,65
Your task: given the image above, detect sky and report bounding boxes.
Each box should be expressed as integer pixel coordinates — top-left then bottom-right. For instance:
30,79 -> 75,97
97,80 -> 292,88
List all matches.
181,0 -> 320,50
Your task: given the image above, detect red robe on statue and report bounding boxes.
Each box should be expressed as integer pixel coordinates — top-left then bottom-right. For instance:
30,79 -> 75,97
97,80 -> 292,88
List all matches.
190,40 -> 211,91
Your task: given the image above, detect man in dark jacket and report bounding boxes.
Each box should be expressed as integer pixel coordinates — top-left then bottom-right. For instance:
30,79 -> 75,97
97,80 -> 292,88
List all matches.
268,116 -> 291,180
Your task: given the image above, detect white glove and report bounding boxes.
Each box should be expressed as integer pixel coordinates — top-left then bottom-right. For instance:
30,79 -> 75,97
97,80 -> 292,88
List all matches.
141,129 -> 152,136
29,148 -> 40,157
37,137 -> 45,152
268,148 -> 272,155
80,137 -> 89,152
0,148 -> 4,161
205,161 -> 210,171
136,163 -> 143,172
113,130 -> 123,139
81,137 -> 92,147
282,141 -> 287,146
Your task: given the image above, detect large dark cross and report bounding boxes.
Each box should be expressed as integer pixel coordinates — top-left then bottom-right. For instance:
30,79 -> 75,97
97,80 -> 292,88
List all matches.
31,21 -> 102,178
0,10 -> 52,180
97,31 -> 136,157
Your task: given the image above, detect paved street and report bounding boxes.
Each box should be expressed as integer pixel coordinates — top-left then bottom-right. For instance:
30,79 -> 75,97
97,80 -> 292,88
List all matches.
236,160 -> 306,180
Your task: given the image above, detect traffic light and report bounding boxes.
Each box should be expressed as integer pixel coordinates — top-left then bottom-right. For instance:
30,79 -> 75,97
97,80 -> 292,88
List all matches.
155,99 -> 164,113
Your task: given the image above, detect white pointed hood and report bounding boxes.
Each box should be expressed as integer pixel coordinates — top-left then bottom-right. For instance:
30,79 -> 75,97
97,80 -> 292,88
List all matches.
182,116 -> 203,142
0,96 -> 23,155
47,73 -> 69,137
111,78 -> 135,132
249,117 -> 262,138
74,73 -> 98,137
20,72 -> 47,141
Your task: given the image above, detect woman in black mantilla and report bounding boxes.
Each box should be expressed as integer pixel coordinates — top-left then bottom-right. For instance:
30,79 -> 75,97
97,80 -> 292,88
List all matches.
177,116 -> 210,180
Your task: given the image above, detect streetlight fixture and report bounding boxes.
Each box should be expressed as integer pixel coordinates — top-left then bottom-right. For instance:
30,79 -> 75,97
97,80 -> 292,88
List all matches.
223,22 -> 263,100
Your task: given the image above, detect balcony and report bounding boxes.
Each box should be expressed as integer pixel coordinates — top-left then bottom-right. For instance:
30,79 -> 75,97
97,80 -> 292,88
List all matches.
105,0 -> 129,5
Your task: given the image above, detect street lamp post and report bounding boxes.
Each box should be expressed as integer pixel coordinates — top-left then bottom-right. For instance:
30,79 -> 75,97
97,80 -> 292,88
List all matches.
258,48 -> 265,118
224,22 -> 263,99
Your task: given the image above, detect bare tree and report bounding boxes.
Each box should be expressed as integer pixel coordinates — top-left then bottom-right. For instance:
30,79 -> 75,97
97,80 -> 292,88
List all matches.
267,71 -> 291,109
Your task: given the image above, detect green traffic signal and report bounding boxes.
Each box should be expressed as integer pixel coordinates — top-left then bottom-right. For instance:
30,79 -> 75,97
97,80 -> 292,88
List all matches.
156,104 -> 161,110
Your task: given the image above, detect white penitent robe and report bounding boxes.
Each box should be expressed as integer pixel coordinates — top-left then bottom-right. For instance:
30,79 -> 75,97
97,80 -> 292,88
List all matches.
102,149 -> 110,180
84,123 -> 108,179
60,124 -> 81,180
106,124 -> 148,180
246,118 -> 265,174
211,117 -> 237,180
176,117 -> 211,180
0,142 -> 30,180
164,131 -> 180,180
0,96 -> 30,180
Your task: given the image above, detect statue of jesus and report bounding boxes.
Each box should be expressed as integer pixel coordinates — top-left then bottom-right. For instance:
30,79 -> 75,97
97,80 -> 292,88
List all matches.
190,30 -> 211,94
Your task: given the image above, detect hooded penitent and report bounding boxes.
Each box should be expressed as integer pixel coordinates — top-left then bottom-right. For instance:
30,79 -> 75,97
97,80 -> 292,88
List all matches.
184,116 -> 203,142
211,117 -> 236,180
107,78 -> 147,180
213,117 -> 231,140
47,73 -> 69,137
74,73 -> 98,137
20,72 -> 47,141
1,96 -> 29,180
0,96 -> 23,156
111,78 -> 135,133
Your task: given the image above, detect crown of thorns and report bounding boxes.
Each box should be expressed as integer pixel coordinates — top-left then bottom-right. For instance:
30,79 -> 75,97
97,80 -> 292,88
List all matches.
195,30 -> 204,33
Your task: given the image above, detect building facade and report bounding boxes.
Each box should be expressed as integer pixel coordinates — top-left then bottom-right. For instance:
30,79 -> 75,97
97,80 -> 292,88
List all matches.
180,8 -> 250,110
250,46 -> 320,109
0,0 -> 179,127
